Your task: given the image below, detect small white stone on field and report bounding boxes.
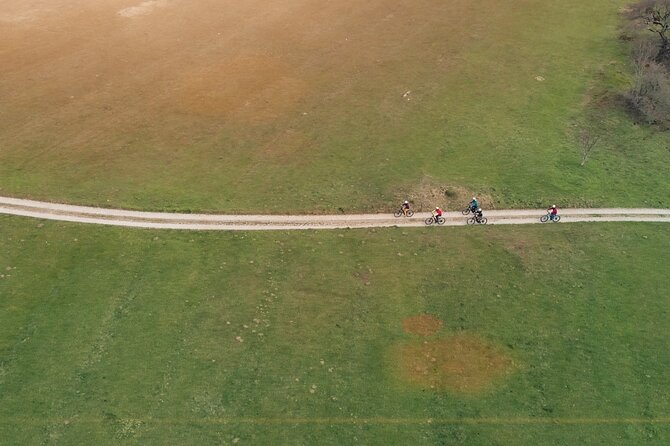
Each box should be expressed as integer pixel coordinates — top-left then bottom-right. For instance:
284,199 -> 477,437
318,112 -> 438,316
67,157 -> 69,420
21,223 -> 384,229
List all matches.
535,76 -> 545,81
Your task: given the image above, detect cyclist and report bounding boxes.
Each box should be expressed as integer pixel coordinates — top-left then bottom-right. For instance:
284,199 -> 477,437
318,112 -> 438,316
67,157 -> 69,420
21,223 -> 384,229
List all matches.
432,206 -> 443,222
547,205 -> 559,221
469,197 -> 479,212
401,200 -> 411,216
474,208 -> 484,222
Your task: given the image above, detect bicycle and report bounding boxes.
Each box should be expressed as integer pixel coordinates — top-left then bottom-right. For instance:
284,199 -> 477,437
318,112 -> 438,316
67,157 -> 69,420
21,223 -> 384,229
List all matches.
393,208 -> 414,218
540,212 -> 561,223
425,215 -> 446,225
467,216 -> 487,225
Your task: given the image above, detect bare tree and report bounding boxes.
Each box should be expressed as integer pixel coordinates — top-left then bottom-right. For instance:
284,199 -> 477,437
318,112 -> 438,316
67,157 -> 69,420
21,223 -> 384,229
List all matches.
629,40 -> 658,103
578,129 -> 600,166
628,0 -> 670,61
625,41 -> 670,127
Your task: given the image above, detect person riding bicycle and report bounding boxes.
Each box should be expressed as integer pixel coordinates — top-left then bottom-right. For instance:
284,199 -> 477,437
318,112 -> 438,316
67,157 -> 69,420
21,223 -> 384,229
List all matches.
401,200 -> 411,216
432,207 -> 443,221
474,208 -> 484,222
547,205 -> 558,221
469,197 -> 479,212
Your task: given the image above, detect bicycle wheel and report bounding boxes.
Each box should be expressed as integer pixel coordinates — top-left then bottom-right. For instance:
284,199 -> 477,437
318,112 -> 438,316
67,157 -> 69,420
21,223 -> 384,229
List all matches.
480,217 -> 488,225
425,217 -> 434,225
540,215 -> 549,223
461,208 -> 471,215
467,217 -> 475,225
406,210 -> 414,217
437,216 -> 446,225
553,215 -> 561,222
393,210 -> 403,218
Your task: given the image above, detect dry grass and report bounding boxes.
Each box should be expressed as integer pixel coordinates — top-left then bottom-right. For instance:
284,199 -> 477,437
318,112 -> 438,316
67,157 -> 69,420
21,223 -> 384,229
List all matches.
402,314 -> 444,336
393,334 -> 516,394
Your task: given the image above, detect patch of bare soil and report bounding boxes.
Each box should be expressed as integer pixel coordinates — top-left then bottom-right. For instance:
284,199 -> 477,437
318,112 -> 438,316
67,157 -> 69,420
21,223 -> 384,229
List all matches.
402,314 -> 443,336
395,178 -> 495,212
393,334 -> 515,394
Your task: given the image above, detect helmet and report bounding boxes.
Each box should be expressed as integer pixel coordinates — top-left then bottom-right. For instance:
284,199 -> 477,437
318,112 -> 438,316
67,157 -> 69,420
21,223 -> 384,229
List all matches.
472,197 -> 476,200
552,205 -> 556,208
477,208 -> 482,211
404,200 -> 408,204
435,207 -> 439,210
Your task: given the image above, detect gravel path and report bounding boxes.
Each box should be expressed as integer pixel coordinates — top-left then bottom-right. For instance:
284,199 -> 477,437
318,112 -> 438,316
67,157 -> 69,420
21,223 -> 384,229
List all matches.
0,196 -> 668,231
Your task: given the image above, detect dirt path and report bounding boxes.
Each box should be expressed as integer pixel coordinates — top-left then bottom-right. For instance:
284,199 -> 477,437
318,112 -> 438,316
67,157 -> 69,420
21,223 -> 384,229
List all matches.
0,196 -> 668,231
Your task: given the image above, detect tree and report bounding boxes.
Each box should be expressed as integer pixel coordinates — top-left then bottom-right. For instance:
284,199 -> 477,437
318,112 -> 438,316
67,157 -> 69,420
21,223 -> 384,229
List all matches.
624,40 -> 670,127
628,0 -> 670,62
578,129 -> 600,166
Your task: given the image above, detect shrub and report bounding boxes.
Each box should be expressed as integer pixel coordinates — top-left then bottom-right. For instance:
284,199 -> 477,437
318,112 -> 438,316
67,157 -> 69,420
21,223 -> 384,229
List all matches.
624,40 -> 670,127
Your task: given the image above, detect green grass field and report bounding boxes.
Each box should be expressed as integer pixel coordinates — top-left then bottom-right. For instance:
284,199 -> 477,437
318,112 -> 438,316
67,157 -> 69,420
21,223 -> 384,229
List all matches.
0,0 -> 668,212
1,217 -> 668,444
2,1 -> 669,444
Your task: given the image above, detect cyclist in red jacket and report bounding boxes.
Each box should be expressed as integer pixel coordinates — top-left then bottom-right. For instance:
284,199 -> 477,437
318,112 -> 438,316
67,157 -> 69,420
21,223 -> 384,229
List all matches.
547,205 -> 558,221
432,207 -> 443,221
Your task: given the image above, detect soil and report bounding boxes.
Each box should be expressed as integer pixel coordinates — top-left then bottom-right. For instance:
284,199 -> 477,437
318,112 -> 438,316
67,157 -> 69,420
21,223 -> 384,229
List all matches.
396,178 -> 495,213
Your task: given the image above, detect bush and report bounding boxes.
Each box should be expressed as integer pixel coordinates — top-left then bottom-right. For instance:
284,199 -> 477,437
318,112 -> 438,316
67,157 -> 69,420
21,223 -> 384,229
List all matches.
624,40 -> 670,127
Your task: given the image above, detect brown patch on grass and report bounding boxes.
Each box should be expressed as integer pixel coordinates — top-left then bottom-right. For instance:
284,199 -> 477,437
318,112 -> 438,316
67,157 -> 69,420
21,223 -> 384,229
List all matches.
402,314 -> 443,336
0,0 -> 531,209
260,129 -> 311,163
352,270 -> 372,286
175,54 -> 309,122
393,334 -> 515,394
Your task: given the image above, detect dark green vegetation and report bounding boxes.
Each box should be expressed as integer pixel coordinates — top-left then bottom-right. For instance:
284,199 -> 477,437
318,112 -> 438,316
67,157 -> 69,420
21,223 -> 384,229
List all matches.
1,0 -> 668,212
1,216 -> 668,444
